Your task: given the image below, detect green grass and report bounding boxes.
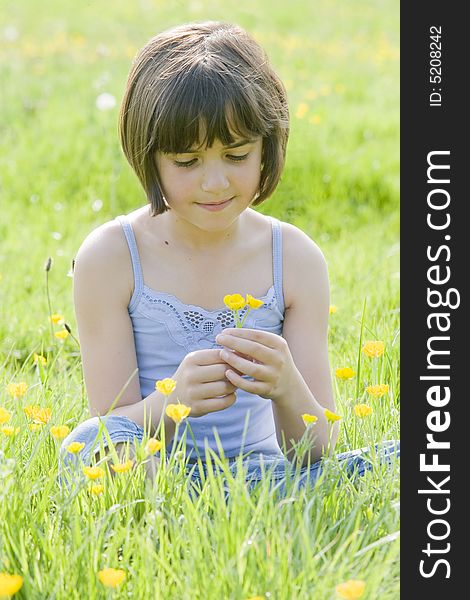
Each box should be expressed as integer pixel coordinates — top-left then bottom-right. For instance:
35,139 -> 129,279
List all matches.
0,0 -> 399,598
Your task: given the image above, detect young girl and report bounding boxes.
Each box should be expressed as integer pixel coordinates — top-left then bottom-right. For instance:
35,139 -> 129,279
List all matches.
60,21 -> 398,490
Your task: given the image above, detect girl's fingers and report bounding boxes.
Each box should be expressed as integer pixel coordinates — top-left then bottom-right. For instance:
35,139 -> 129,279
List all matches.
200,380 -> 237,399
197,363 -> 243,382
224,370 -> 266,396
220,349 -> 267,379
216,334 -> 275,363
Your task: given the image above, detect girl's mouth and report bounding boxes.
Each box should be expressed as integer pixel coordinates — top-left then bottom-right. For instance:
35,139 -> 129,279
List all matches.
196,197 -> 233,212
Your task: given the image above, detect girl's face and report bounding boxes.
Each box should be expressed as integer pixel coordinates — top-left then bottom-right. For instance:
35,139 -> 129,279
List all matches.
155,135 -> 263,231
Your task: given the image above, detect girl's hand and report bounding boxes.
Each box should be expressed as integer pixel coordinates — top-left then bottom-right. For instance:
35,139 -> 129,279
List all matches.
170,349 -> 240,417
215,328 -> 298,403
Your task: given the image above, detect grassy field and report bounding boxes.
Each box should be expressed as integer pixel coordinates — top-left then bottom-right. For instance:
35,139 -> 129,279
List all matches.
0,0 -> 399,598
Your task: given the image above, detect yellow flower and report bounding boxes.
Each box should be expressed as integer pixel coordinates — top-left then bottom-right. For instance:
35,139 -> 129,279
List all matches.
110,459 -> 134,473
295,102 -> 309,119
366,384 -> 389,397
335,579 -> 366,599
33,353 -> 47,365
308,114 -> 322,125
246,597 -> 264,600
0,407 -> 11,425
97,568 -> 126,588
50,313 -> 65,325
165,403 -> 191,424
23,405 -> 52,424
50,425 -> 71,440
354,404 -> 374,418
83,466 -> 105,480
1,426 -> 20,436
145,438 -> 163,454
324,409 -> 342,423
6,382 -> 28,398
66,441 -> 85,453
155,378 -> 177,396
335,367 -> 355,380
223,293 -> 246,311
329,305 -> 337,314
0,573 -> 24,596
54,330 -> 69,341
90,484 -> 104,495
29,423 -> 43,432
302,413 -> 318,426
246,294 -> 264,309
362,340 -> 385,358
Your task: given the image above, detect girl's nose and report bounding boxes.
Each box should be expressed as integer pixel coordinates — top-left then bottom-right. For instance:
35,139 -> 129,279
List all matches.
201,163 -> 230,194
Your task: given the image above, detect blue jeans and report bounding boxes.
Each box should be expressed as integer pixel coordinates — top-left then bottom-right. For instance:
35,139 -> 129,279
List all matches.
59,415 -> 400,495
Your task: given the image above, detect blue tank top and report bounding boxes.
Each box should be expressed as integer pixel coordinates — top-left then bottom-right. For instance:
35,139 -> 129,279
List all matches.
116,214 -> 285,461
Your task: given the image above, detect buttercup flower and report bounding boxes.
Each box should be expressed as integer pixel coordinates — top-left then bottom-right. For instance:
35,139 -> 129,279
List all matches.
90,484 -> 104,495
335,367 -> 355,380
1,426 -> 20,436
362,340 -> 385,358
110,459 -> 134,473
50,313 -> 65,325
366,384 -> 389,397
66,441 -> 85,454
6,382 -> 28,398
324,409 -> 342,423
0,573 -> 23,596
302,413 -> 318,426
97,568 -> 126,588
335,579 -> 366,599
165,403 -> 191,424
33,353 -> 47,365
29,423 -> 44,432
50,425 -> 71,440
145,438 -> 163,454
24,405 -> 52,424
354,404 -> 374,418
0,407 -> 11,425
246,294 -> 264,309
83,466 -> 105,480
155,378 -> 177,396
54,330 -> 69,341
329,305 -> 338,314
223,293 -> 246,311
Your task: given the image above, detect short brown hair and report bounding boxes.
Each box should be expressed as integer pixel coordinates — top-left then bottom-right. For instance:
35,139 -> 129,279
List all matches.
119,21 -> 289,216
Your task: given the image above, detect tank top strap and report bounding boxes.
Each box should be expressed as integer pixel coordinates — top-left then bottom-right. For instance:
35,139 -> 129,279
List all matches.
270,217 -> 285,314
115,215 -> 144,311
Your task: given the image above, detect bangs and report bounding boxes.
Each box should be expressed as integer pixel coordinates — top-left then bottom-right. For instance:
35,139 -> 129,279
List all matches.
152,65 -> 270,154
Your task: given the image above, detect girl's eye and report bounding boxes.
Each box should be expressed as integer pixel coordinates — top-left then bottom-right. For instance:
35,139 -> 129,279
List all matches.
173,153 -> 249,168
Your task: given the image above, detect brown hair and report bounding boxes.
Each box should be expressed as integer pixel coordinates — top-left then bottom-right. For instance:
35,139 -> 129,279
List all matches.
119,21 -> 289,216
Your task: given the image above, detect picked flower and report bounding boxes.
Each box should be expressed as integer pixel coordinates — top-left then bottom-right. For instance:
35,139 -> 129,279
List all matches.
24,405 -> 52,424
33,352 -> 47,365
97,568 -> 126,588
335,367 -> 355,380
354,404 -> 374,418
66,441 -> 85,453
324,409 -> 342,423
223,293 -> 247,311
110,459 -> 134,473
335,579 -> 366,599
362,340 -> 385,358
145,438 -> 163,454
329,305 -> 338,314
155,378 -> 177,396
302,413 -> 318,426
6,382 -> 28,398
54,330 -> 69,341
165,403 -> 191,424
0,573 -> 24,597
0,407 -> 11,425
50,313 -> 65,325
1,426 -> 20,436
366,384 -> 389,397
246,294 -> 264,309
83,466 -> 105,480
50,425 -> 71,440
90,484 -> 104,495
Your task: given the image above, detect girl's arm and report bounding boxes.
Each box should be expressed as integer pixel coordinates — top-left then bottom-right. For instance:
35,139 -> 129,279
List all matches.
216,222 -> 337,465
73,222 -> 176,441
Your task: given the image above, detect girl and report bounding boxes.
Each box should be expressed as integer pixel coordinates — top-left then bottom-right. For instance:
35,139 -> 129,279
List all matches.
59,21 -> 398,491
